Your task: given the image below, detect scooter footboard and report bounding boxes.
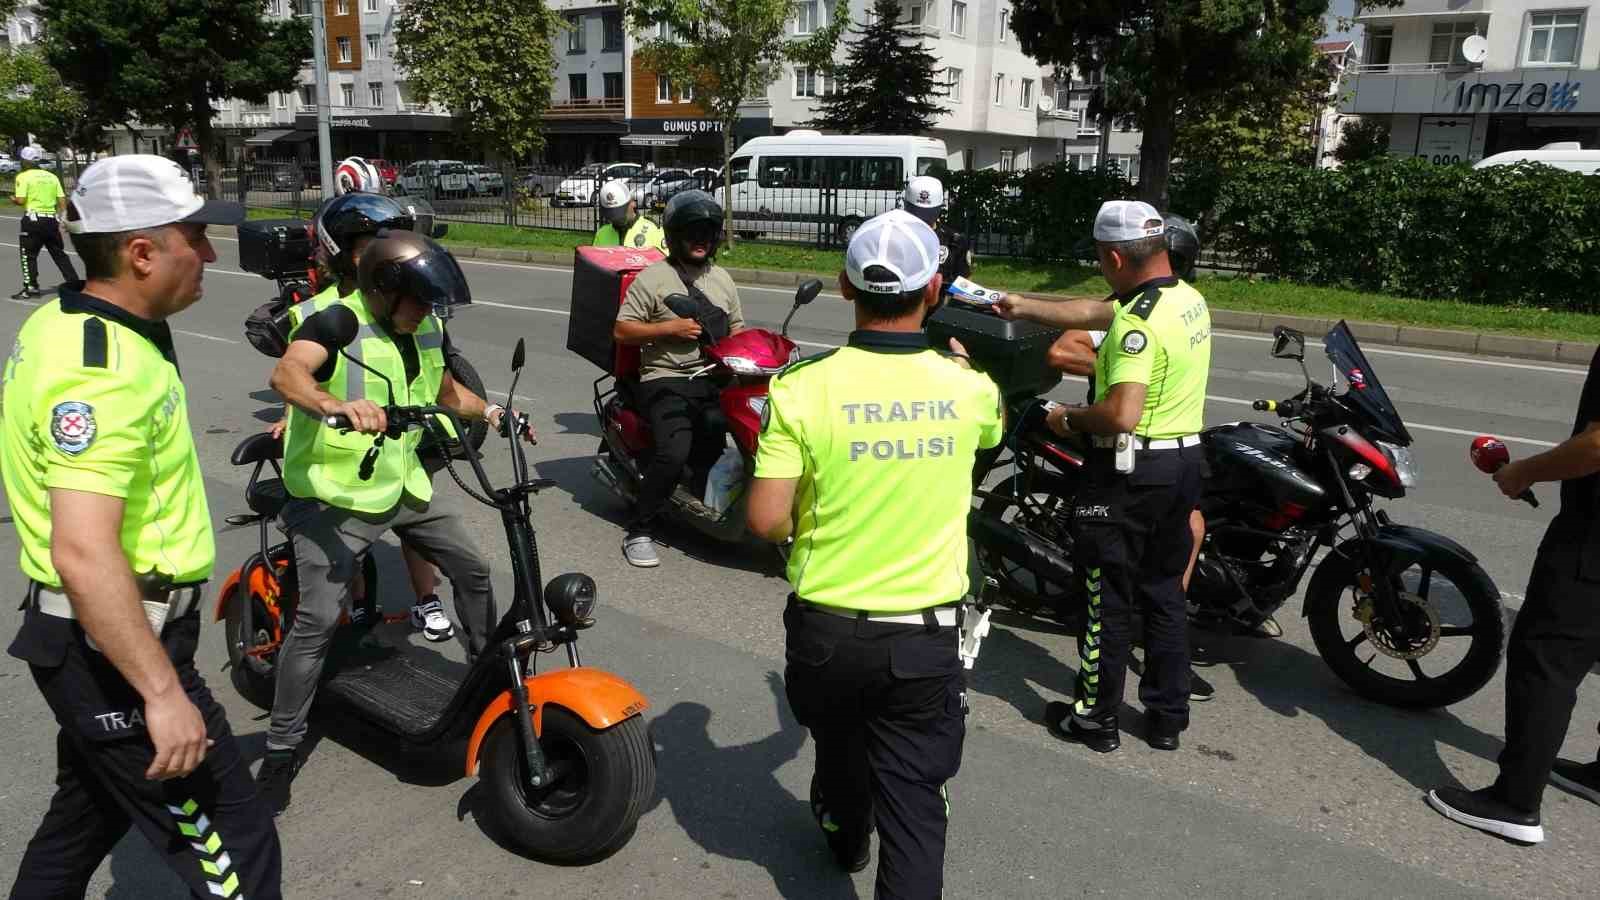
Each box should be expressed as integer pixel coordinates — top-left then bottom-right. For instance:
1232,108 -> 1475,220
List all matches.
464,667 -> 649,777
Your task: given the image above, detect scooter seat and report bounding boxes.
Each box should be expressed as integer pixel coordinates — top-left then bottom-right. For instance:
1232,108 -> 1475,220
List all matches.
232,431 -> 284,466
247,478 -> 288,518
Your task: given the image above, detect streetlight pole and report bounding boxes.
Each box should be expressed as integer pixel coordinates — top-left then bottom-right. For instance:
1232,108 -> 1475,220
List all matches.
310,0 -> 334,198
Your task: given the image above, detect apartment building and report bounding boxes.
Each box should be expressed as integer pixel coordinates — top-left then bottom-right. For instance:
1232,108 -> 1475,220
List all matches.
1340,0 -> 1598,162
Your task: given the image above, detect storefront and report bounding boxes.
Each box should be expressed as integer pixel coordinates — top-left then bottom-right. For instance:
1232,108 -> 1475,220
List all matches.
289,113 -> 464,163
621,116 -> 772,168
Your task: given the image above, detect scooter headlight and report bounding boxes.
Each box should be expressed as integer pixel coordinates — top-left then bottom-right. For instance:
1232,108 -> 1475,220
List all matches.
1377,441 -> 1419,488
544,573 -> 597,628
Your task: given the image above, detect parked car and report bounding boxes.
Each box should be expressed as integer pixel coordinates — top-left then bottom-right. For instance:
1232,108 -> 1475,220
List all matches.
249,163 -> 303,192
367,158 -> 399,189
0,156 -> 19,175
395,159 -> 469,196
519,166 -> 567,200
465,164 -> 505,196
553,162 -> 643,208
638,167 -> 722,210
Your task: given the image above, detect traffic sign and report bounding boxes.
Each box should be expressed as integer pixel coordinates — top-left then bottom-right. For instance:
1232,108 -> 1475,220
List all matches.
175,128 -> 197,149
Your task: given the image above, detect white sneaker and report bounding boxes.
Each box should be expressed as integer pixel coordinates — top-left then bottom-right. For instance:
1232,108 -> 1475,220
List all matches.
410,597 -> 455,642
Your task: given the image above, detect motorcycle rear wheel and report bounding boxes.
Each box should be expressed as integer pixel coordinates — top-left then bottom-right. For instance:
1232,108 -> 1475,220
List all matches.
478,706 -> 655,863
222,584 -> 279,710
975,471 -> 1082,621
1306,544 -> 1505,708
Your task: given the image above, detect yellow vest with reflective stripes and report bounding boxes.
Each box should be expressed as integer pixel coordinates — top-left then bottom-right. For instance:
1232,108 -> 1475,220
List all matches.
282,289 -> 448,513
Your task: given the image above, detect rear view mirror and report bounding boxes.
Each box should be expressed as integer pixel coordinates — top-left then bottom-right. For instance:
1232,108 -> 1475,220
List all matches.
321,305 -> 360,350
1271,326 -> 1305,361
795,279 -> 823,306
512,338 -> 526,372
431,223 -> 448,239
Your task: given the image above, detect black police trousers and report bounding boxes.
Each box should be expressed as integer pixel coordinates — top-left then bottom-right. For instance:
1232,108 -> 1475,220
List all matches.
631,376 -> 726,531
1493,521 -> 1600,812
8,610 -> 282,900
1067,446 -> 1205,733
783,599 -> 966,900
18,214 -> 77,291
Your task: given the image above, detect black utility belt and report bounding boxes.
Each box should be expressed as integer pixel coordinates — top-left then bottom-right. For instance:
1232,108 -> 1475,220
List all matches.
790,595 -> 960,628
25,579 -> 205,623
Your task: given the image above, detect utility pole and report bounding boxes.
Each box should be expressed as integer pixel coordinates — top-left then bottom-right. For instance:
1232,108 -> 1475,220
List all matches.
310,0 -> 334,198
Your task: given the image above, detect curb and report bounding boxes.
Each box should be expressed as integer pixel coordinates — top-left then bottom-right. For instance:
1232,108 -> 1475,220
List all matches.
218,226 -> 1590,367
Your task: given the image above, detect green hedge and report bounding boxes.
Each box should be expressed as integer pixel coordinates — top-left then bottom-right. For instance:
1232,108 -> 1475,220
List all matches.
933,158 -> 1600,311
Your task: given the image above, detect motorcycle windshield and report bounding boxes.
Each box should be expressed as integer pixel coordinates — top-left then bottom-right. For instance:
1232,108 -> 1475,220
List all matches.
1323,321 -> 1413,445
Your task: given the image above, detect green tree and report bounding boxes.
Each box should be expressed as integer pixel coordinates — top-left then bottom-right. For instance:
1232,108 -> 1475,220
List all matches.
621,0 -> 846,246
38,0 -> 308,193
805,0 -> 946,135
1173,57 -> 1332,171
1332,117 -> 1391,166
395,0 -> 563,223
1006,0 -> 1398,208
0,47 -> 89,151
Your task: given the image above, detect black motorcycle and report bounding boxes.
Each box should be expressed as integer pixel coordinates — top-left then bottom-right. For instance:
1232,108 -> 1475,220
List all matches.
969,322 -> 1506,709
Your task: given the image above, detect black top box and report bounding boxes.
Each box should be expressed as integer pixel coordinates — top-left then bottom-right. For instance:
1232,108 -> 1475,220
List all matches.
925,301 -> 1063,400
237,218 -> 314,280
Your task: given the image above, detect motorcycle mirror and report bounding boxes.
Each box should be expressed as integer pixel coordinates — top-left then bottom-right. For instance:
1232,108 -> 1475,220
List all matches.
512,338 -> 526,372
795,278 -> 823,306
431,223 -> 449,239
1271,326 -> 1306,361
321,305 -> 361,349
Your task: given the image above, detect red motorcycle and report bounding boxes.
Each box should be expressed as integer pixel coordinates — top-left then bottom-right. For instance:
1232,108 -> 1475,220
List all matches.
585,269 -> 822,545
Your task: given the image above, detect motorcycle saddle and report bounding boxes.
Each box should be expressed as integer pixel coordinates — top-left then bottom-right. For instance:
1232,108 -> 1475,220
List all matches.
231,432 -> 284,466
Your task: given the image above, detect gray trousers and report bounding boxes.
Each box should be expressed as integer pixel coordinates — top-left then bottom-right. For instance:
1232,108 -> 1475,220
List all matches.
267,495 -> 495,750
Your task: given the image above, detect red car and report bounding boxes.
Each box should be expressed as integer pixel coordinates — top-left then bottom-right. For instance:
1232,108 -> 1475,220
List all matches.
367,158 -> 399,189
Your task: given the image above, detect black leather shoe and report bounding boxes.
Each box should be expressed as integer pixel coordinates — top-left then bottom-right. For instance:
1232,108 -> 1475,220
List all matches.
1148,728 -> 1181,751
1426,786 -> 1543,844
1045,701 -> 1119,753
256,748 -> 303,816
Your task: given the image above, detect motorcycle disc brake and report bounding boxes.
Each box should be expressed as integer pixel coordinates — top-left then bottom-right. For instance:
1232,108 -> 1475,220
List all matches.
1354,590 -> 1440,660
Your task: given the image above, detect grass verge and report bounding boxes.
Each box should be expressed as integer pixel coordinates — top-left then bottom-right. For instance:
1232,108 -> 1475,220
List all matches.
241,208 -> 1600,343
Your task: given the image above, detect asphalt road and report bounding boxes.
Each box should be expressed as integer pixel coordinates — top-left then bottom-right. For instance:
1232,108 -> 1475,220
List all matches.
0,223 -> 1595,899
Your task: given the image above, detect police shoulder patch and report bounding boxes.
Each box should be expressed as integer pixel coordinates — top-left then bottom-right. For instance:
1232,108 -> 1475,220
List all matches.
1121,330 -> 1148,355
50,400 -> 96,455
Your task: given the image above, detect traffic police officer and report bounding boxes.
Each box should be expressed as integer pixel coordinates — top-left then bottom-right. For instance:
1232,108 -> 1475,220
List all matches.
593,178 -> 668,253
749,209 -> 1003,897
998,200 -> 1211,752
902,175 -> 971,297
11,145 -> 79,299
3,155 -> 282,898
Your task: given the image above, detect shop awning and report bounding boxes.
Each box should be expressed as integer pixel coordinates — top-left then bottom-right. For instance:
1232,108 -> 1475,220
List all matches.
245,129 -> 309,146
620,134 -> 688,148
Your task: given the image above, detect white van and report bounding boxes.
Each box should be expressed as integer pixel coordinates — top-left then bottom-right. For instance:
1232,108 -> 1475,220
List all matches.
1473,142 -> 1600,175
723,132 -> 948,243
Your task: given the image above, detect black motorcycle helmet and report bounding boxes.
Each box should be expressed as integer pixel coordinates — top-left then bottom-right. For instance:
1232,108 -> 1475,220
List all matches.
663,189 -> 723,259
357,230 -> 472,324
1164,213 -> 1200,282
315,192 -> 415,278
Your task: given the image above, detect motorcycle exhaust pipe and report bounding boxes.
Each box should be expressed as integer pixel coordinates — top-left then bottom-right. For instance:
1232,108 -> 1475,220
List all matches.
589,458 -> 627,499
968,510 -> 1077,584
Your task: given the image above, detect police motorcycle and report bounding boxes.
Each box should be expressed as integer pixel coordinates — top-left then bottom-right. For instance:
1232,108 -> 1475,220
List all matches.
216,309 -> 656,862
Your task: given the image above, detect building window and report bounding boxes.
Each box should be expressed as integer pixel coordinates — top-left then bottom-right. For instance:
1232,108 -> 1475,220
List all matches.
1526,12 -> 1582,65
366,34 -> 380,59
999,149 -> 1015,172
658,74 -> 671,102
603,72 -> 624,99
1069,152 -> 1097,170
335,0 -> 347,14
950,0 -> 965,36
276,91 -> 288,109
368,82 -> 382,107
907,1 -> 933,27
300,83 -> 316,107
946,67 -> 962,102
795,0 -> 819,35
337,36 -> 351,63
793,66 -> 835,98
657,20 -> 672,41
365,0 -> 377,11
1365,25 -> 1392,70
998,7 -> 1008,41
567,15 -> 586,53
1020,78 -> 1033,110
993,73 -> 1004,105
340,83 -> 354,106
270,0 -> 283,15
681,81 -> 694,102
569,72 -> 588,101
1429,21 -> 1480,65
603,12 -> 624,51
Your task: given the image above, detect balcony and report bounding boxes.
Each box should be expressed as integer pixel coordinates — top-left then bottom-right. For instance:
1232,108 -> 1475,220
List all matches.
548,97 -> 625,119
1355,0 -> 1487,22
1349,61 -> 1480,75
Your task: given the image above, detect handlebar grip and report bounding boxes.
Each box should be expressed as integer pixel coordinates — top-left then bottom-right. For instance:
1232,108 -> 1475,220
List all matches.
1521,488 -> 1540,509
1253,400 -> 1276,412
325,413 -> 353,430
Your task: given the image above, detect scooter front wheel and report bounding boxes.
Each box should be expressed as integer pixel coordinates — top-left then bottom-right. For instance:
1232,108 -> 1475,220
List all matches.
478,706 -> 654,863
221,585 -> 278,710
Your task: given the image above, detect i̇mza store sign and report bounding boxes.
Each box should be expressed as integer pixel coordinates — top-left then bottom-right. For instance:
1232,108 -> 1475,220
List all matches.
1452,78 -> 1582,113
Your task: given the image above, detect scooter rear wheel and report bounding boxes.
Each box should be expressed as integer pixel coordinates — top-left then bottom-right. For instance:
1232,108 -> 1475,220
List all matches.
478,706 -> 655,863
222,584 -> 279,710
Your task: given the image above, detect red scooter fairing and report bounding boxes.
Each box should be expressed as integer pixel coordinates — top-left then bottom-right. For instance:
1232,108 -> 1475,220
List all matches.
706,328 -> 796,455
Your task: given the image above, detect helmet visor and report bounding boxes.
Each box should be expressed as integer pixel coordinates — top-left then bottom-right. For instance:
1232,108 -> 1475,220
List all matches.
382,245 -> 472,319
